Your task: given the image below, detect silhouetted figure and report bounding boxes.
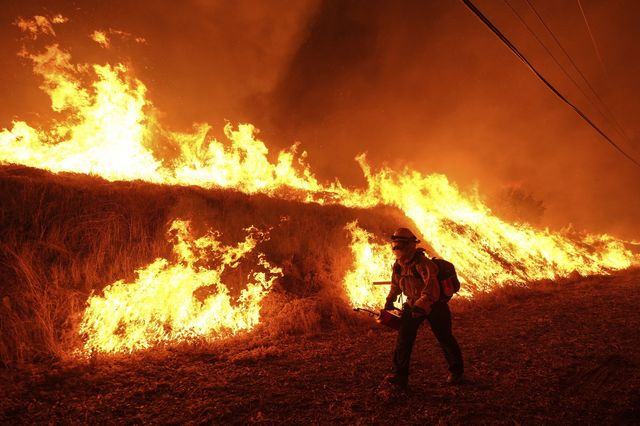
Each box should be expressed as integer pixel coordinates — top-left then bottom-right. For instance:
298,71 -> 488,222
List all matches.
381,228 -> 464,391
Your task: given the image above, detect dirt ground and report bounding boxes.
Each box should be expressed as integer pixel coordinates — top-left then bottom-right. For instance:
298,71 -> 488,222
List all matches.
2,270 -> 639,425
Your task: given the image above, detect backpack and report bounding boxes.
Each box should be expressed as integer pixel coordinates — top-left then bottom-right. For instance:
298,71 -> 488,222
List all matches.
430,257 -> 461,301
394,252 -> 461,302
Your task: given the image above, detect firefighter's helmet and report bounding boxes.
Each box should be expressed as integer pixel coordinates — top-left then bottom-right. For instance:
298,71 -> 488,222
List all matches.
390,227 -> 420,243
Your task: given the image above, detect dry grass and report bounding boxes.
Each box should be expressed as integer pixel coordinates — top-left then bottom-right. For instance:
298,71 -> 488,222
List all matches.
0,165 -> 412,366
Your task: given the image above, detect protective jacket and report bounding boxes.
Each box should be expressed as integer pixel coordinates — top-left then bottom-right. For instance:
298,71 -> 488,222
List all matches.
386,248 -> 440,314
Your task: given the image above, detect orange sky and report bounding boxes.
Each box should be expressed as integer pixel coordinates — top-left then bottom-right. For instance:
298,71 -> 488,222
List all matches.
1,0 -> 639,238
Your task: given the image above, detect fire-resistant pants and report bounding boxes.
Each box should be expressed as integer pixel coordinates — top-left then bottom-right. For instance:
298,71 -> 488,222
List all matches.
392,301 -> 463,378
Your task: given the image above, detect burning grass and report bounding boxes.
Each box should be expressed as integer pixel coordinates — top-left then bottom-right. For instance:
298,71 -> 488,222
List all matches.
1,163 -> 637,367
0,165 -> 412,366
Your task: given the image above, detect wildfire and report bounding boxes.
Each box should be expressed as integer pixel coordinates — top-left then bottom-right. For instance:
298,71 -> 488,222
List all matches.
343,160 -> 633,296
1,16 -> 637,353
79,220 -> 282,354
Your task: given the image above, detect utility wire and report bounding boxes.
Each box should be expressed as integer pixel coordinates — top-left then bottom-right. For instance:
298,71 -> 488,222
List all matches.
577,0 -> 607,75
460,0 -> 640,169
503,0 -> 617,138
522,0 -> 630,144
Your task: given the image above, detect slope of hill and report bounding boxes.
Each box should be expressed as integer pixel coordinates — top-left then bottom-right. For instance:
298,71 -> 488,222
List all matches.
0,164 -> 413,366
1,269 -> 638,424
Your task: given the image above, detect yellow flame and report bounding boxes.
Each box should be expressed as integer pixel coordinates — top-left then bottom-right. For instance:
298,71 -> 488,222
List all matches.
169,123 -> 327,196
79,220 -> 282,354
2,44 -> 162,182
342,222 -> 397,309
1,31 -> 638,350
340,158 -> 633,298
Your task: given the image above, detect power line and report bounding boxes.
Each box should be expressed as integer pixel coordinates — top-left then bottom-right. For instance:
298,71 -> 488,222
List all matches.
460,0 -> 640,169
503,0 -> 618,139
522,0 -> 630,144
577,0 -> 607,75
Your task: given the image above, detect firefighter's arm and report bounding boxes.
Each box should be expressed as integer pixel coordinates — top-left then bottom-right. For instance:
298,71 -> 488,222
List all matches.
413,260 -> 440,315
384,270 -> 402,310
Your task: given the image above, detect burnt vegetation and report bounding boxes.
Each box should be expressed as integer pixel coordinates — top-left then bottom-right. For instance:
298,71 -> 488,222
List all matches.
1,165 -> 639,424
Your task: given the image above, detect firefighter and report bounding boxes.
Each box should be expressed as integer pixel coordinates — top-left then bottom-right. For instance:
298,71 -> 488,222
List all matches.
382,227 -> 464,389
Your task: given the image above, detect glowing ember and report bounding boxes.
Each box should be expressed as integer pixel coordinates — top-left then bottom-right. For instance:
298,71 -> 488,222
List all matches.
78,220 -> 282,354
90,30 -> 110,48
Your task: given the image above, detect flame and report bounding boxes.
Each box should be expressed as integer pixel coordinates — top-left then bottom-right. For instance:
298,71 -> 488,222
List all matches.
1,38 -> 332,195
342,222 -> 398,309
2,43 -> 163,182
341,159 -> 633,301
79,220 -> 282,354
1,21 -> 638,351
169,124 -> 328,197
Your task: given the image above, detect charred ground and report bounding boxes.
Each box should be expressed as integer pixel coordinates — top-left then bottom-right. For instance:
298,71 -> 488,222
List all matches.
1,269 -> 639,424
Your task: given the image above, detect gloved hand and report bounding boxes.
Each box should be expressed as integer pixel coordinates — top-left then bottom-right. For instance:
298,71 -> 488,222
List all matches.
411,306 -> 426,318
383,299 -> 396,311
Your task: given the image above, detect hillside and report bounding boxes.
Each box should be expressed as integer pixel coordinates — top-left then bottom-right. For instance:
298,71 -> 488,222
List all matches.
1,164 -> 639,424
0,164 -> 412,365
1,269 -> 639,424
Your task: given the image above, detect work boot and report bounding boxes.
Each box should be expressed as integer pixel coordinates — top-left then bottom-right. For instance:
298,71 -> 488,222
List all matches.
446,372 -> 463,385
384,373 -> 408,388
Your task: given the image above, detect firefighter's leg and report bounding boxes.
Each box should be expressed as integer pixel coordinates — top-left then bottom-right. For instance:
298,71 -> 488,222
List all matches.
392,305 -> 424,378
427,301 -> 464,376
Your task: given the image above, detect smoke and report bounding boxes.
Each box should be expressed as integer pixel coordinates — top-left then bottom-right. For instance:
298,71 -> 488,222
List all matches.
2,0 -> 640,238
0,0 -> 319,128
258,0 -> 640,239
